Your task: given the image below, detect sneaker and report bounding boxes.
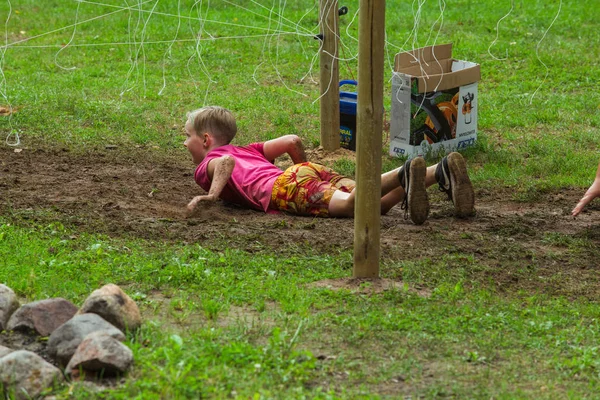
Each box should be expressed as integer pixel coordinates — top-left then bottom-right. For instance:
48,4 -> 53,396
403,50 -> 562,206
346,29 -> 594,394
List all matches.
435,152 -> 475,218
398,157 -> 429,225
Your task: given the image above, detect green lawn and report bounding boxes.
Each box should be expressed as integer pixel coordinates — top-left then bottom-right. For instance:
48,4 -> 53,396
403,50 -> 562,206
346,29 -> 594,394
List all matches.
1,1 -> 600,398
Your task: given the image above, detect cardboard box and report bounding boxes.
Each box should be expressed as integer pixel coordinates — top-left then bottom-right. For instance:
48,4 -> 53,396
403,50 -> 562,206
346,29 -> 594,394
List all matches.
389,43 -> 480,158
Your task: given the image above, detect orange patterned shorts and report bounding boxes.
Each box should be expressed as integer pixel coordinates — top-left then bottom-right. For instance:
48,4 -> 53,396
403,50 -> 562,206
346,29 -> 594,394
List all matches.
270,162 -> 355,217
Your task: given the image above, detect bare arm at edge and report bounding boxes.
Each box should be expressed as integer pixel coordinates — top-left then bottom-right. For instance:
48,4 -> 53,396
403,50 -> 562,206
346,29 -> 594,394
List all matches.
262,134 -> 307,165
186,155 -> 235,215
572,161 -> 600,217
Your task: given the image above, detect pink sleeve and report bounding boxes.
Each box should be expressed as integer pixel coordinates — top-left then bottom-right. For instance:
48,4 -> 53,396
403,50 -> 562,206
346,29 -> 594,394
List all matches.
247,142 -> 265,156
194,161 -> 210,192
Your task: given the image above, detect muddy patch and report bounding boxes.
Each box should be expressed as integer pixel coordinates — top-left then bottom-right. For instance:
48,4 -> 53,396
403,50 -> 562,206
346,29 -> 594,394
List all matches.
2,146 -> 600,298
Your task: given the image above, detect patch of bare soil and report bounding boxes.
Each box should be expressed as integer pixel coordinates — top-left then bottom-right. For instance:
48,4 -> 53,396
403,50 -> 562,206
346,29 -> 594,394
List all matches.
309,278 -> 431,297
1,145 -> 600,298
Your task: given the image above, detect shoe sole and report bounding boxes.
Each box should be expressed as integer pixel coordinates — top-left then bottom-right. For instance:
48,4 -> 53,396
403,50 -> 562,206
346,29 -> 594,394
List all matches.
408,157 -> 429,225
447,152 -> 475,218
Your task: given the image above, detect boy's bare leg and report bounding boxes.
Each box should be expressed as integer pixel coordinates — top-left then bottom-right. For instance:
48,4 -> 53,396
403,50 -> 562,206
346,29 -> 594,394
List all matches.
381,168 -> 402,196
330,152 -> 474,221
329,183 -> 405,217
330,168 -> 409,217
328,189 -> 355,217
381,187 -> 404,214
425,165 -> 438,186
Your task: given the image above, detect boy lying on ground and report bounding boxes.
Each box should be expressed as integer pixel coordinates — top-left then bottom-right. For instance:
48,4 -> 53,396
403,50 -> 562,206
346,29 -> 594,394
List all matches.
184,106 -> 475,225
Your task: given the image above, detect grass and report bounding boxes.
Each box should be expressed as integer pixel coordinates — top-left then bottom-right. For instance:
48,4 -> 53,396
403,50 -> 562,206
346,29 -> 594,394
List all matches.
1,0 -> 600,398
2,220 -> 600,398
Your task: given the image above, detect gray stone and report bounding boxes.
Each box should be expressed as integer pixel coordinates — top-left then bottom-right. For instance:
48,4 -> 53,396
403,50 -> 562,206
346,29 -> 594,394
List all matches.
7,298 -> 78,336
79,284 -> 142,332
48,313 -> 125,367
66,332 -> 133,377
0,345 -> 13,358
0,284 -> 19,330
0,350 -> 64,400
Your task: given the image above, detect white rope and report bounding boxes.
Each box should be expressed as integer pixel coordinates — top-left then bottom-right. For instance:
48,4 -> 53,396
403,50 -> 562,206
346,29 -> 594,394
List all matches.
6,32 -> 304,49
487,0 -> 514,61
530,0 -> 562,104
0,0 -> 156,50
159,0 -> 182,96
1,0 -> 18,146
54,0 -> 81,71
312,0 -> 339,105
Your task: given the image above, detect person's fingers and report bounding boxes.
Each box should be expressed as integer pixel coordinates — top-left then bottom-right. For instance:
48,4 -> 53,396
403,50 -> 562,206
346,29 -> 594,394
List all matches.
187,199 -> 198,211
572,193 -> 594,216
185,197 -> 202,217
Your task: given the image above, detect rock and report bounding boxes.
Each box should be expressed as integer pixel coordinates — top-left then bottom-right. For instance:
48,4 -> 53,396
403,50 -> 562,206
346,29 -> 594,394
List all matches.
0,284 -> 19,330
0,350 -> 64,400
66,332 -> 133,377
79,284 -> 141,332
0,345 -> 14,358
6,298 -> 78,336
47,314 -> 126,367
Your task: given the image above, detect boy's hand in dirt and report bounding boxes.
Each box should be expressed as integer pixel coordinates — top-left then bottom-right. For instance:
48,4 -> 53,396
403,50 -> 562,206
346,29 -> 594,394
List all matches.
186,194 -> 217,217
572,179 -> 600,217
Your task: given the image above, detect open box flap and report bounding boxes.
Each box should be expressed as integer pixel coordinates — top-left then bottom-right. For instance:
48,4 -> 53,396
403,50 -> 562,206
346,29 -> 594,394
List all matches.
395,43 -> 453,70
394,44 -> 480,93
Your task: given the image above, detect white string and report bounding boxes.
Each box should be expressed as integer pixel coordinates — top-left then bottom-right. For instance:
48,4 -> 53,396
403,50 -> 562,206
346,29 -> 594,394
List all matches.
385,0 -> 430,114
1,0 -> 18,146
271,0 -> 308,97
6,32 -> 303,49
253,1 -> 277,86
291,1 -> 319,85
530,0 -> 561,104
221,0 -> 314,36
159,0 -> 182,96
424,0 -> 446,92
0,0 -> 156,50
0,0 -> 564,148
311,0 -> 338,105
246,0 -> 314,36
122,0 -> 143,98
302,2 -> 358,89
120,0 -> 160,99
1,1 -> 312,51
54,0 -> 81,71
345,6 -> 359,44
78,0 -> 309,35
321,2 -> 358,63
4,0 -> 327,146
141,0 -> 161,96
253,0 -> 312,98
385,0 -> 427,69
487,0 -> 514,61
187,0 -> 217,105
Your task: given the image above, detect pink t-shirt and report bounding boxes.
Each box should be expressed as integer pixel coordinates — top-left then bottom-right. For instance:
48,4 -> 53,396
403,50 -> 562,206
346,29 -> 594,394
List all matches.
194,143 -> 283,212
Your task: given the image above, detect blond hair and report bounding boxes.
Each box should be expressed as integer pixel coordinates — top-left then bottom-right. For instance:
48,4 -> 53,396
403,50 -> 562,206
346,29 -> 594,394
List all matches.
186,106 -> 237,144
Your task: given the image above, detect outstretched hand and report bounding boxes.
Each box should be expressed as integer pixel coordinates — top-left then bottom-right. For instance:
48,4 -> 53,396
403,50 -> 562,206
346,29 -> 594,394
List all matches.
186,194 -> 217,217
572,179 -> 600,217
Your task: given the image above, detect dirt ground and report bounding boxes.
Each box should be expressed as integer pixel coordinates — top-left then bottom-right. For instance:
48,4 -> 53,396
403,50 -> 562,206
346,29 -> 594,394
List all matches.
2,145 -> 600,299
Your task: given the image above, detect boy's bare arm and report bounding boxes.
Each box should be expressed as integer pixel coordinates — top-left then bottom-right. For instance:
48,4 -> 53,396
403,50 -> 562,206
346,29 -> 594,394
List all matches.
572,161 -> 600,216
186,155 -> 235,215
262,134 -> 306,164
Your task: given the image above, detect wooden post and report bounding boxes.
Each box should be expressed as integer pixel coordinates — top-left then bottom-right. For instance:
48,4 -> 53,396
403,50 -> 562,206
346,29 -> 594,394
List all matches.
353,0 -> 385,278
319,0 -> 340,151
